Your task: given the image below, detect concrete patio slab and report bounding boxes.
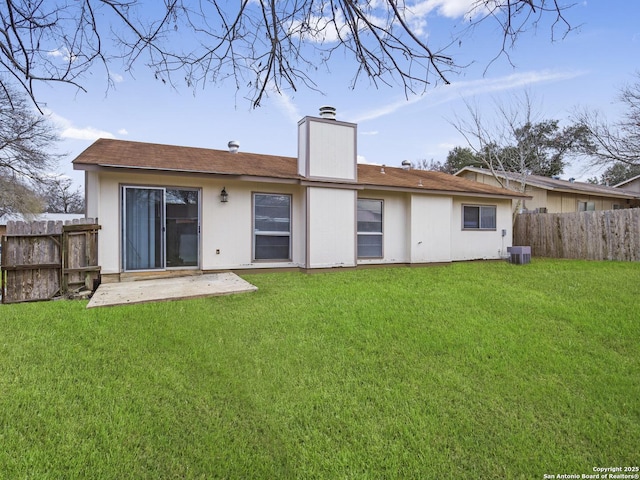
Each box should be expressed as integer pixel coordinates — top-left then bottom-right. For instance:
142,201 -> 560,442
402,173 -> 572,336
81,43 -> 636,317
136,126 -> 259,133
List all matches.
87,272 -> 257,308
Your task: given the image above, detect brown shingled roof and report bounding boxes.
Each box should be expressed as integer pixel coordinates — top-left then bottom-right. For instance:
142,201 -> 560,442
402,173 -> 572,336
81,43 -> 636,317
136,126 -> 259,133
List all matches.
357,163 -> 528,197
73,138 -> 526,199
73,138 -> 299,179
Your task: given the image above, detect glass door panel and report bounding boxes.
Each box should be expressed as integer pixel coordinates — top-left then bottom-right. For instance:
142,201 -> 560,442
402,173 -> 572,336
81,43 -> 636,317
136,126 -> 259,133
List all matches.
165,189 -> 199,268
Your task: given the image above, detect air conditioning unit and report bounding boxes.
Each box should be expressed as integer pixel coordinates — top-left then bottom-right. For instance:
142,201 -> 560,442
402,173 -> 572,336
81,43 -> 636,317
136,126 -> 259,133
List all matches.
507,246 -> 531,265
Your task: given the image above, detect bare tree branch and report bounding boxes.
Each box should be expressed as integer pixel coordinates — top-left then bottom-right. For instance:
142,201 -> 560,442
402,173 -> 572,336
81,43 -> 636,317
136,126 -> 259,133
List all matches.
0,82 -> 61,215
0,1 -> 574,109
574,73 -> 640,167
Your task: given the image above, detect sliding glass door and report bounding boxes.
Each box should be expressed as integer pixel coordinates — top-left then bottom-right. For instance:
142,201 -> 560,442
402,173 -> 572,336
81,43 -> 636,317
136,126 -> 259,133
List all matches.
122,187 -> 199,271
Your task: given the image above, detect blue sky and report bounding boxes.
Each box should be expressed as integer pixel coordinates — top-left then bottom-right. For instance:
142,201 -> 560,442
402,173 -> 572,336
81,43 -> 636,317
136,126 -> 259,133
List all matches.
38,1 -> 640,187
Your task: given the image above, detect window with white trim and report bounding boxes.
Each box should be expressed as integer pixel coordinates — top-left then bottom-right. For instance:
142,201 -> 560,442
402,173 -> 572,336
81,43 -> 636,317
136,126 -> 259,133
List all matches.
463,205 -> 497,230
357,199 -> 383,258
253,193 -> 291,260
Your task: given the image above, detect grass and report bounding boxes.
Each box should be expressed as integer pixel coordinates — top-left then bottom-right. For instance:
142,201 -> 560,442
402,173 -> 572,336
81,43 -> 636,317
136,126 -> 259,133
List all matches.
1,259 -> 639,479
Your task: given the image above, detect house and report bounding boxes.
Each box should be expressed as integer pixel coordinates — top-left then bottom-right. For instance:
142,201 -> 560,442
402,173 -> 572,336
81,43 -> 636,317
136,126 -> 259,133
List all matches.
614,174 -> 640,202
72,108 -> 528,282
455,166 -> 640,213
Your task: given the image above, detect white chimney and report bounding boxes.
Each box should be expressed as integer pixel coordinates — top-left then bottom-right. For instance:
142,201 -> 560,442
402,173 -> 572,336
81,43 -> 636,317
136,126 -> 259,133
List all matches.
319,106 -> 337,120
228,140 -> 240,153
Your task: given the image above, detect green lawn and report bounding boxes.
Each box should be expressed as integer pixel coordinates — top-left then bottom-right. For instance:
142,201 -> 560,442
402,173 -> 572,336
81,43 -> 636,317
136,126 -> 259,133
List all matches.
1,259 -> 639,479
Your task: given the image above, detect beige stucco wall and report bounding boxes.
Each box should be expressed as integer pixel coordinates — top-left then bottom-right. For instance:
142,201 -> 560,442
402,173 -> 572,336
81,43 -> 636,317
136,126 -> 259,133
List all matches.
450,197 -> 513,260
88,169 -> 517,277
356,191 -> 410,265
355,191 -> 512,264
89,170 -> 307,275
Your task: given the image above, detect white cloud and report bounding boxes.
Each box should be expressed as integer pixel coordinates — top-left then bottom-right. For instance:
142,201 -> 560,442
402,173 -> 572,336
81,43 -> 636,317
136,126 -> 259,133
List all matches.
357,155 -> 368,163
46,111 -> 116,141
62,127 -> 116,141
285,0 -> 479,45
405,0 -> 482,21
289,14 -> 342,43
270,87 -> 301,124
351,69 -> 587,123
359,130 -> 379,136
437,142 -> 457,151
110,73 -> 124,83
47,47 -> 77,63
117,128 -> 129,135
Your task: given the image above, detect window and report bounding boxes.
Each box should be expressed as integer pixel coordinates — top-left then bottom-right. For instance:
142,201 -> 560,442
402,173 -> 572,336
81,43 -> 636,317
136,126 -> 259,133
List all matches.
463,205 -> 496,230
357,199 -> 383,258
254,194 -> 291,260
578,201 -> 595,212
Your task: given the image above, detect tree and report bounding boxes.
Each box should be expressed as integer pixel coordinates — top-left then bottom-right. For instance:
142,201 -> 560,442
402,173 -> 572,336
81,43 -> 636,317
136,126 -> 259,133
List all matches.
0,82 -> 60,216
411,158 -> 442,171
576,72 -> 640,167
442,147 -> 484,174
450,93 -> 592,214
591,162 -> 640,186
0,1 -> 573,109
414,147 -> 483,173
499,120 -> 593,177
0,178 -> 43,218
40,176 -> 85,214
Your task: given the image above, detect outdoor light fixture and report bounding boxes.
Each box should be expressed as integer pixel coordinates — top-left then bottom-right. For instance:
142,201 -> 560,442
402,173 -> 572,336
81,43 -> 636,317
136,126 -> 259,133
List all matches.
220,187 -> 229,203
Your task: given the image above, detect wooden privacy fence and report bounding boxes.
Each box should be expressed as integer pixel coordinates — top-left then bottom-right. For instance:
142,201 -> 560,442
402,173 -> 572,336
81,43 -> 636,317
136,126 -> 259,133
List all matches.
513,209 -> 640,261
1,218 -> 101,303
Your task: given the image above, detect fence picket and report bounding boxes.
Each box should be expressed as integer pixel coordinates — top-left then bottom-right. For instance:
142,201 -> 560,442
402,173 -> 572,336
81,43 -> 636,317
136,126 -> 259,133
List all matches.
514,210 -> 640,261
1,218 -> 101,303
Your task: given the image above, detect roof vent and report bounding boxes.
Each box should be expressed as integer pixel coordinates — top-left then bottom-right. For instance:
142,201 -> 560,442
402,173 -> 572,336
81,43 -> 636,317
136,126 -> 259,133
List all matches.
569,177 -> 575,183
228,140 -> 240,153
319,106 -> 336,120
401,160 -> 411,170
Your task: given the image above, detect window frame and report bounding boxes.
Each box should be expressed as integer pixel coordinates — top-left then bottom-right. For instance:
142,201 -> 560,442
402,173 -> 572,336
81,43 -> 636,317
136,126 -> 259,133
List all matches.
578,201 -> 596,212
252,192 -> 292,262
357,198 -> 384,259
462,204 -> 497,231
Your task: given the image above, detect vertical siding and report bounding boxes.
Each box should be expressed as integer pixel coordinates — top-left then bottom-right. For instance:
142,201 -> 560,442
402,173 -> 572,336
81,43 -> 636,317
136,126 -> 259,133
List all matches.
410,195 -> 452,263
306,187 -> 356,268
306,121 -> 356,180
96,174 -> 120,274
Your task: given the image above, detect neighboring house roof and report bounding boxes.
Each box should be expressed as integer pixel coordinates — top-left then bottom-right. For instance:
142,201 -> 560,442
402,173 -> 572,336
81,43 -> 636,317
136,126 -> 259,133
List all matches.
73,138 -> 528,199
455,166 -> 639,200
614,173 -> 640,188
